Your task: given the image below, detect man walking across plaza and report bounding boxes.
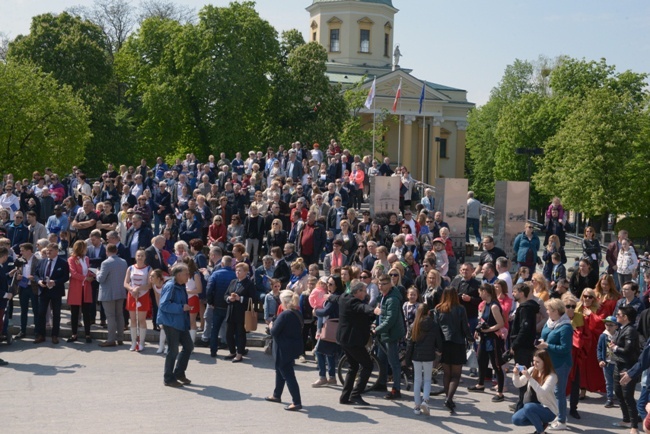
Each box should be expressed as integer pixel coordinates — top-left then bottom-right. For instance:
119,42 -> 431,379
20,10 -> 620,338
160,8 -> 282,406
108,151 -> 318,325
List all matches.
466,191 -> 482,248
158,264 -> 194,387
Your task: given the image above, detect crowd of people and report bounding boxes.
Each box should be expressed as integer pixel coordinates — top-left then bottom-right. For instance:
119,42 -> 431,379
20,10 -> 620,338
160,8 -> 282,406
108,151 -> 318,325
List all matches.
0,143 -> 650,433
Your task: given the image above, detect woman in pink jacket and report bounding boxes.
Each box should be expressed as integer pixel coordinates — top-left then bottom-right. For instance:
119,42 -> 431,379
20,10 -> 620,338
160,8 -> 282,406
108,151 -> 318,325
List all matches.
67,240 -> 95,343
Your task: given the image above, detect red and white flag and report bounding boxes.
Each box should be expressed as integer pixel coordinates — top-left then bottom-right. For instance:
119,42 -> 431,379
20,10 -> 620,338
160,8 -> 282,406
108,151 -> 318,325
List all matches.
392,78 -> 402,112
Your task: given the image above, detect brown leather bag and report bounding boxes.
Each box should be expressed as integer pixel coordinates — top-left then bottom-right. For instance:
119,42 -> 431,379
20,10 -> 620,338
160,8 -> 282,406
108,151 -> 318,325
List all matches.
320,318 -> 339,343
244,298 -> 258,332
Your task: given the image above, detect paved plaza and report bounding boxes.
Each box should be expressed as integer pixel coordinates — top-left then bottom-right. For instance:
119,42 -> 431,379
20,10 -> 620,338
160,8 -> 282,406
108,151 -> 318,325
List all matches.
0,338 -> 632,433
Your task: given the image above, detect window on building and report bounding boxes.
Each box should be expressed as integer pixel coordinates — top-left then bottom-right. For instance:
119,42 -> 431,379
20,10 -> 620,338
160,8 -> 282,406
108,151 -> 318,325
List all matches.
360,29 -> 370,53
313,32 -> 317,42
439,138 -> 448,158
384,33 -> 390,57
330,29 -> 340,52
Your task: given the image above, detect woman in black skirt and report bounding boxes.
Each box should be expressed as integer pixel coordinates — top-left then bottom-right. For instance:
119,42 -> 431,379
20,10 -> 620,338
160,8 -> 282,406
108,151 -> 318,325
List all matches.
433,288 -> 474,413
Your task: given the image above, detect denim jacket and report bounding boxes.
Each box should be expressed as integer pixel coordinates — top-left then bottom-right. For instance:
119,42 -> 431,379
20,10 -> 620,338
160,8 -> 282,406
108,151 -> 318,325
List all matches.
157,278 -> 190,331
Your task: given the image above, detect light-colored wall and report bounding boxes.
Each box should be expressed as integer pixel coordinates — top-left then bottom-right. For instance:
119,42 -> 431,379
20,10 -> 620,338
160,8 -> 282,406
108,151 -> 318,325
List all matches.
308,1 -> 396,68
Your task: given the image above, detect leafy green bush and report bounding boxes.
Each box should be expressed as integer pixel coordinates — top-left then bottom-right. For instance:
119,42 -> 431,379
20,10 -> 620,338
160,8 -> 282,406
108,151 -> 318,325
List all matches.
615,217 -> 650,240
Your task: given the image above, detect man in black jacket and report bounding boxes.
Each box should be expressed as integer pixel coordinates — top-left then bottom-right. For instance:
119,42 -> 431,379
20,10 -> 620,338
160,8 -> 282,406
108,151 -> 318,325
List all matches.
611,305 -> 641,431
509,283 -> 540,411
337,280 -> 376,405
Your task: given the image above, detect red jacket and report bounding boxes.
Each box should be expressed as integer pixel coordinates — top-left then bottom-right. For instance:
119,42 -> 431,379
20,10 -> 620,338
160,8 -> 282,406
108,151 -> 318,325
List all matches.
68,255 -> 92,306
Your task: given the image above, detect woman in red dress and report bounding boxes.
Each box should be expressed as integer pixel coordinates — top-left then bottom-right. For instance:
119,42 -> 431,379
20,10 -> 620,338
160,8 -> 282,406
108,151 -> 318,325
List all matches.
67,240 -> 95,343
124,249 -> 151,352
594,273 -> 620,318
576,288 -> 606,398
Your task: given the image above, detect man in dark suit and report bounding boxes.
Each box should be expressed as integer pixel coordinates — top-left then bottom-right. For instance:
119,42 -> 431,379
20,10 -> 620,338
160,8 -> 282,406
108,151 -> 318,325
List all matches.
107,231 -> 129,262
152,181 -> 172,235
125,214 -> 153,264
145,236 -> 169,274
145,235 -> 169,330
34,243 -> 69,344
12,243 -> 40,339
337,280 -> 376,405
87,229 -> 107,326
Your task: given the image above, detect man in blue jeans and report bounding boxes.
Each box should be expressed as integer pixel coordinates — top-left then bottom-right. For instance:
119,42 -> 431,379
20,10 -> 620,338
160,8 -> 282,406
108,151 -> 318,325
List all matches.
370,274 -> 405,400
157,264 -> 193,387
205,256 -> 235,358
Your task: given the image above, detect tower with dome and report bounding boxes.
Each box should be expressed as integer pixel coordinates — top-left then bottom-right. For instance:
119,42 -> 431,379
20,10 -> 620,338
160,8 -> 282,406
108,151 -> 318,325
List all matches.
306,0 -> 474,183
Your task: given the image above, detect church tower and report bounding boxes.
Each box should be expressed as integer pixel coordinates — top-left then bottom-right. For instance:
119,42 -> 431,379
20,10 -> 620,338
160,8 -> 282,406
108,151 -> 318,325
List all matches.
306,0 -> 398,74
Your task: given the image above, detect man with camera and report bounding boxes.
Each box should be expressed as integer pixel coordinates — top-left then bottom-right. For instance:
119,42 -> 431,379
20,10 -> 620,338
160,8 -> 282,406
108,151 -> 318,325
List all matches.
508,282 -> 540,412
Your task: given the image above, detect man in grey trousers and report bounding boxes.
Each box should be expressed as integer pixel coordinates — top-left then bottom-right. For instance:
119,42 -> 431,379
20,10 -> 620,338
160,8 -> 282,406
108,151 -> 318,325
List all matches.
96,244 -> 128,347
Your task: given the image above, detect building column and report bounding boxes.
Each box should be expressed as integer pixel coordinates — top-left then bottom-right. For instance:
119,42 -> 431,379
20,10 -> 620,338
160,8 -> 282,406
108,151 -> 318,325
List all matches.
429,117 -> 443,181
401,115 -> 416,171
456,121 -> 468,178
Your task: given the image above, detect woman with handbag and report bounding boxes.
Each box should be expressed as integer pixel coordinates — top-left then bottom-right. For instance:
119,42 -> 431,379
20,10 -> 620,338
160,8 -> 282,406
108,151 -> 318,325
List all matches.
512,350 -> 558,434
468,283 -> 506,402
434,288 -> 474,413
224,262 -> 256,363
311,275 -> 345,387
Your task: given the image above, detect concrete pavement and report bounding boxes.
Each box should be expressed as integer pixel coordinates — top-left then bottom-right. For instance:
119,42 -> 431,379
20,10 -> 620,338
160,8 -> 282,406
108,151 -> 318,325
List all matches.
0,339 -> 631,433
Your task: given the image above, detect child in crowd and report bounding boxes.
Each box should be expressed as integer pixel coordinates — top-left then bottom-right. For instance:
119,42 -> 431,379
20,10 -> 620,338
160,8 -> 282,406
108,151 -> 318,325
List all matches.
514,266 -> 530,284
550,252 -> 567,288
432,238 -> 449,281
545,197 -> 565,223
403,287 -> 420,339
597,315 -> 619,408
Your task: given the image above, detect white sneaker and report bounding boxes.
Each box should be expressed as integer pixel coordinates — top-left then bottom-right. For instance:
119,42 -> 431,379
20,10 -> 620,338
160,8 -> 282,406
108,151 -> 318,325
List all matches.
298,355 -> 306,363
548,421 -> 567,431
413,406 -> 421,415
420,402 -> 430,416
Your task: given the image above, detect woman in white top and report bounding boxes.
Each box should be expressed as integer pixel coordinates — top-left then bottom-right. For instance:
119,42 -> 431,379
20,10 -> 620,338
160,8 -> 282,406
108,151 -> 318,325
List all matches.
182,256 -> 203,343
124,249 -> 152,351
616,238 -> 638,289
512,349 -> 559,434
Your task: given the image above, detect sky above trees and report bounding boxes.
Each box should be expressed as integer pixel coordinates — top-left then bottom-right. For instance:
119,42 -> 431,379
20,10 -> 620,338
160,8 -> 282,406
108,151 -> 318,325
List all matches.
1,0 -> 649,106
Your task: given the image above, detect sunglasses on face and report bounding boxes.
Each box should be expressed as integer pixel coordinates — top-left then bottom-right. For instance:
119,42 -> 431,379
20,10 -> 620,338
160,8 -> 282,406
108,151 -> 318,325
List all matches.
389,273 -> 399,277
583,295 -> 594,299
565,305 -> 576,309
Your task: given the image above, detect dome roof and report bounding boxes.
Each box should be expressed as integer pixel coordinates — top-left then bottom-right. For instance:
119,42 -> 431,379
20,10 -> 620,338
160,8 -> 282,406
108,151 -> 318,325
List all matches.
312,0 -> 395,7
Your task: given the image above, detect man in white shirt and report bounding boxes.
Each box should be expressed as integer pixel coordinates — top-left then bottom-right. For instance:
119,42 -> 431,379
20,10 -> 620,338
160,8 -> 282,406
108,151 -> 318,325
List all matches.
496,256 -> 513,297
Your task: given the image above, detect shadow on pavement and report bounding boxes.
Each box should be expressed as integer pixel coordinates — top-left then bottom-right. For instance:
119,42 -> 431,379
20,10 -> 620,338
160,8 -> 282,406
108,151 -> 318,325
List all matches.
6,363 -> 85,376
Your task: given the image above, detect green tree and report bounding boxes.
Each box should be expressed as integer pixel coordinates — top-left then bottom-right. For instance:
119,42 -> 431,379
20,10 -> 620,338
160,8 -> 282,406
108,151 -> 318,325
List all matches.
0,61 -> 91,178
340,79 -> 390,157
7,12 -> 132,175
535,89 -> 647,216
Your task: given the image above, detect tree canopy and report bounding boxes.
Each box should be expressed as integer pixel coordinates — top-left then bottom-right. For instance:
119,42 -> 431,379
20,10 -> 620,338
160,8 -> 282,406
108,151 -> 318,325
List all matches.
466,56 -> 650,219
0,61 -> 91,178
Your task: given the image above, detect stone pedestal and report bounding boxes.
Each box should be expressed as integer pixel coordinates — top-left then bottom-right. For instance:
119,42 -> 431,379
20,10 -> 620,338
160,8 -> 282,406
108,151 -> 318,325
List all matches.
493,181 -> 530,266
434,178 -> 468,261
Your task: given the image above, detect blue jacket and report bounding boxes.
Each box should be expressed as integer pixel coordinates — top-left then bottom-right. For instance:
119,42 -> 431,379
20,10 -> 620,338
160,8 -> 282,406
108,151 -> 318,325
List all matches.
6,222 -> 29,254
597,330 -> 615,364
540,316 -> 573,368
157,278 -> 190,331
205,267 -> 236,309
271,309 -> 304,368
513,232 -> 541,264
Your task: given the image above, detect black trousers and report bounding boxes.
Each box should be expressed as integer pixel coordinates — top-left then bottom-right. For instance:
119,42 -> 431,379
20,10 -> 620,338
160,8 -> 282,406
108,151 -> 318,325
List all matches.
340,344 -> 373,401
614,364 -> 639,428
70,303 -> 93,337
36,292 -> 62,337
226,319 -> 246,355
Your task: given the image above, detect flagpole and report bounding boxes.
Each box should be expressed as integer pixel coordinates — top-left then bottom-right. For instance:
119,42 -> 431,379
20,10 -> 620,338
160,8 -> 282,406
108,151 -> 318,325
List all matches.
396,78 -> 402,166
421,114 -> 426,183
372,94 -> 376,160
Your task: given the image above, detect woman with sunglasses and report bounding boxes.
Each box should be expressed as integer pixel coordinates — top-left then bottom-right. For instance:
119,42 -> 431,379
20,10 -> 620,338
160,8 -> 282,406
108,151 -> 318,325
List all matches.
576,288 -> 607,400
582,226 -> 601,277
561,293 -> 589,419
335,219 -> 357,263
